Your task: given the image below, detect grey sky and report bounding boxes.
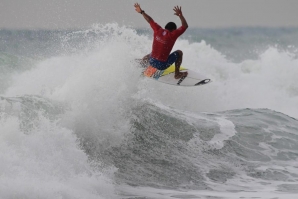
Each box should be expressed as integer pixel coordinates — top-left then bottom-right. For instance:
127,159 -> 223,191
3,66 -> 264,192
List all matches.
1,0 -> 298,30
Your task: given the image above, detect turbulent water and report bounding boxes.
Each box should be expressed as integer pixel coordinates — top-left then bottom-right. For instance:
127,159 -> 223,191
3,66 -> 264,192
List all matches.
1,24 -> 298,199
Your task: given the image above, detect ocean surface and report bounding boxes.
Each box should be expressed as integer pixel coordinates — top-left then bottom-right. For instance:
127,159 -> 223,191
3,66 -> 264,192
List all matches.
1,24 -> 298,199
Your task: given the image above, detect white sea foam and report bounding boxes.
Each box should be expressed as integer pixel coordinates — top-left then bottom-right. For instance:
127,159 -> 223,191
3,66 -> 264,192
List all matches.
137,42 -> 298,119
209,117 -> 237,149
0,115 -> 115,199
4,24 -> 298,119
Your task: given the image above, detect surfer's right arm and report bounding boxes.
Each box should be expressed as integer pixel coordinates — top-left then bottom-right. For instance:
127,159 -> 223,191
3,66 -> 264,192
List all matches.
134,3 -> 153,23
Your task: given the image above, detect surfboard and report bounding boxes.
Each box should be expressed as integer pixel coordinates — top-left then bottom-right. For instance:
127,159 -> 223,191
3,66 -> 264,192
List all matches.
143,64 -> 211,86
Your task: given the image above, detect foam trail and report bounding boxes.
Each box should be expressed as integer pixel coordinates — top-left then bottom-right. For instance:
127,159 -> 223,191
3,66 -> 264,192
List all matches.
209,117 -> 237,149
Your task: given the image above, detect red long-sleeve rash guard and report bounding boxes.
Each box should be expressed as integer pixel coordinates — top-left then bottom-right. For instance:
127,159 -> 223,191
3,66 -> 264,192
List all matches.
149,20 -> 187,62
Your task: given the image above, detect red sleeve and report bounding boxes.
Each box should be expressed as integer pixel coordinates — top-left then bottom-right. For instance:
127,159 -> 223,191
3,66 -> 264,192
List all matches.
171,25 -> 187,39
149,20 -> 162,32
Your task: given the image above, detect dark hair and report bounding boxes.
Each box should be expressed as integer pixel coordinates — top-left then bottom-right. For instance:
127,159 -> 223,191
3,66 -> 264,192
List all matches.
165,22 -> 177,31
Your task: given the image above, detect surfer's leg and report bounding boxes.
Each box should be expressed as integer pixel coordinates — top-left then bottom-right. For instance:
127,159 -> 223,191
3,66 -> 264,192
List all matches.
139,54 -> 150,67
142,54 -> 150,62
174,50 -> 188,79
135,54 -> 150,68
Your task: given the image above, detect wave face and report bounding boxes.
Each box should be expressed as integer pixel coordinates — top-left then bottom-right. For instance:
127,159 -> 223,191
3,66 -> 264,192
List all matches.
113,105 -> 298,197
1,25 -> 298,198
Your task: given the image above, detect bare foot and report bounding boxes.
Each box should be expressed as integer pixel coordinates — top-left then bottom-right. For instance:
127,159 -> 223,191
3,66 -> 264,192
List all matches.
175,71 -> 188,79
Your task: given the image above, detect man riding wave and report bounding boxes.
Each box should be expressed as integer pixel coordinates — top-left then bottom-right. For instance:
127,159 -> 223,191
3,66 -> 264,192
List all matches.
134,3 -> 188,79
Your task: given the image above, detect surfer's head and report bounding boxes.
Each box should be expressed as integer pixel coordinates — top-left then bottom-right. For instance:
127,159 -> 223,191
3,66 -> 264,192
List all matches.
165,22 -> 177,32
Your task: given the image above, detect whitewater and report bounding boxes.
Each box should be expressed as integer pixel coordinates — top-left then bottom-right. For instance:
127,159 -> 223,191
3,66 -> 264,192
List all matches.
1,24 -> 298,199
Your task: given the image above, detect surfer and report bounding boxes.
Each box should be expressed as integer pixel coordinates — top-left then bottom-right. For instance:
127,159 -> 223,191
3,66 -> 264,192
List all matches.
134,3 -> 188,79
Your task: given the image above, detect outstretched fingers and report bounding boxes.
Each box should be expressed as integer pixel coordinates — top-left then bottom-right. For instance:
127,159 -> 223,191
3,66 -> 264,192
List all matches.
134,3 -> 141,13
173,5 -> 182,16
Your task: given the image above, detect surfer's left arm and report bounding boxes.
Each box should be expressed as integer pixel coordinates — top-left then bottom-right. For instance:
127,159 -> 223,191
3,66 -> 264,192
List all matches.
134,3 -> 153,23
174,6 -> 188,29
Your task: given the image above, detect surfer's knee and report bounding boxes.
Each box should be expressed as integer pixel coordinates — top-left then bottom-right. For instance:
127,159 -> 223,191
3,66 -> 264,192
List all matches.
176,50 -> 183,58
142,54 -> 150,63
143,54 -> 150,60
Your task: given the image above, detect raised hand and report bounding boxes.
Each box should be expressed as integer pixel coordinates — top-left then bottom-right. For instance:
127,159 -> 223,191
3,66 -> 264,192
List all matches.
134,3 -> 142,13
173,6 -> 182,16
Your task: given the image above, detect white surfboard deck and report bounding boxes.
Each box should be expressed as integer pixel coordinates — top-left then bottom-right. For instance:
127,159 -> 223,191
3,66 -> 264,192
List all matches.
143,64 -> 211,86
